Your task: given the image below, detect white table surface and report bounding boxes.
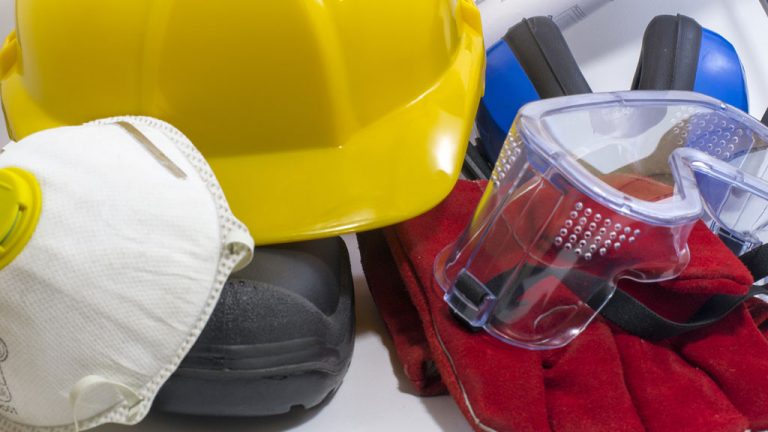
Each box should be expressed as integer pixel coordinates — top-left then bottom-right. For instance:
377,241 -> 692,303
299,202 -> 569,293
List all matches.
2,0 -> 768,430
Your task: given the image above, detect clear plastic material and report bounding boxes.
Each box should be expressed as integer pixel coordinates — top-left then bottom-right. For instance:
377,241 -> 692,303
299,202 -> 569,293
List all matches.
436,91 -> 768,349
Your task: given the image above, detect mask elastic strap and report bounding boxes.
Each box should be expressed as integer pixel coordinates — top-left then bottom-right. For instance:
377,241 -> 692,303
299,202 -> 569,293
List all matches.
225,227 -> 255,272
69,375 -> 143,432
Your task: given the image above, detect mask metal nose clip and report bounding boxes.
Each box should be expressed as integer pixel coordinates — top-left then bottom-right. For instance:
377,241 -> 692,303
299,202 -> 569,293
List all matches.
115,122 -> 187,179
0,167 -> 42,270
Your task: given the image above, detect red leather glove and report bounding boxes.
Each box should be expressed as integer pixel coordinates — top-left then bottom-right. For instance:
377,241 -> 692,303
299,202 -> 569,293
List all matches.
359,180 -> 768,432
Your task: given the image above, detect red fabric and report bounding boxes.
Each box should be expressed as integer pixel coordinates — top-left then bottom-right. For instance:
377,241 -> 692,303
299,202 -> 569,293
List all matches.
358,180 -> 768,432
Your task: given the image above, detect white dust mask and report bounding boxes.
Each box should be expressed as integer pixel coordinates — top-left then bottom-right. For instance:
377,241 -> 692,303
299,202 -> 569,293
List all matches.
0,117 -> 254,431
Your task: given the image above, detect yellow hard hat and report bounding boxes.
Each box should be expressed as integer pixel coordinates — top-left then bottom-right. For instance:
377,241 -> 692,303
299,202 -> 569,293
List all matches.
0,0 -> 484,245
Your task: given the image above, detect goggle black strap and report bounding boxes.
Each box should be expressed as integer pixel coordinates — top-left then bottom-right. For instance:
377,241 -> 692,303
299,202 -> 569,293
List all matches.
452,255 -> 768,342
738,243 -> 768,283
599,243 -> 768,340
598,283 -> 767,341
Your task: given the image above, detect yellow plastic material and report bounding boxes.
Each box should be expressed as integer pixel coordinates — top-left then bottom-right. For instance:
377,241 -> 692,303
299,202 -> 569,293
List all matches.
0,168 -> 42,270
0,0 -> 485,245
0,31 -> 17,80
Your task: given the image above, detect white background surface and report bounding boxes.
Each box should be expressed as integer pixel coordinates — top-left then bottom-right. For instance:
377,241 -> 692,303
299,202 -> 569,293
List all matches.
2,0 -> 768,431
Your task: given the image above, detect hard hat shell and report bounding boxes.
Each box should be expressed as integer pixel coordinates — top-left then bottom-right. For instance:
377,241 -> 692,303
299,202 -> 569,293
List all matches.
0,0 -> 484,245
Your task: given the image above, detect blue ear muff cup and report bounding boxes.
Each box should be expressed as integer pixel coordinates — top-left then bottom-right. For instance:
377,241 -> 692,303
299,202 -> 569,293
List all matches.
468,40 -> 538,179
475,41 -> 539,166
475,16 -> 590,167
633,14 -> 748,111
695,28 -> 749,111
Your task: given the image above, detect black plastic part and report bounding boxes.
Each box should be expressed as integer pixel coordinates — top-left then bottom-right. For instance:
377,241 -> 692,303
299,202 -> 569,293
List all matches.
456,272 -> 489,306
462,140 -> 494,180
449,308 -> 483,333
153,237 -> 355,417
503,16 -> 592,98
740,243 -> 768,282
632,14 -> 702,91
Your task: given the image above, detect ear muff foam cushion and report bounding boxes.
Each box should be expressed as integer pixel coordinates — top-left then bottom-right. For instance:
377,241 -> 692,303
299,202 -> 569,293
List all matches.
503,16 -> 592,97
632,14 -> 702,91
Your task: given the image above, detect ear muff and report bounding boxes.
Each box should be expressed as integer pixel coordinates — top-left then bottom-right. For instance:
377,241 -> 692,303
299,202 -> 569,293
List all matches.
466,13 -> 751,181
466,16 -> 590,179
633,14 -> 748,111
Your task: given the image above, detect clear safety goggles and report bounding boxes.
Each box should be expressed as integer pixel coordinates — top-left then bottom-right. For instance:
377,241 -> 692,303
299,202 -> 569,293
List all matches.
436,91 -> 768,349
